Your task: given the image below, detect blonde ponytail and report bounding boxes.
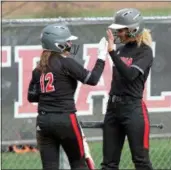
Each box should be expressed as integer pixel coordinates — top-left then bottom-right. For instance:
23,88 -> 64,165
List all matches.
136,29 -> 153,47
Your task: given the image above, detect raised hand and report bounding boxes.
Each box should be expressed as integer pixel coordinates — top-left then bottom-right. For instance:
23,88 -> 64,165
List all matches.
106,29 -> 115,52
98,37 -> 108,60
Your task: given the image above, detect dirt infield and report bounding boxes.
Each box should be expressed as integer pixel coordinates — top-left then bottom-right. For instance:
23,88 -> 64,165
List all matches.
2,2 -> 171,18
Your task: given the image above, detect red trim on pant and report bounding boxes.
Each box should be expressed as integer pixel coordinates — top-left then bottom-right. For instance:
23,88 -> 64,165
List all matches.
86,158 -> 95,170
141,101 -> 150,149
70,114 -> 84,157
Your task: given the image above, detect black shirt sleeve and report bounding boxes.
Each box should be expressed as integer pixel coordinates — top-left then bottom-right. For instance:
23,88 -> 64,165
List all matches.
109,46 -> 153,81
109,50 -> 140,81
27,68 -> 40,103
63,57 -> 105,85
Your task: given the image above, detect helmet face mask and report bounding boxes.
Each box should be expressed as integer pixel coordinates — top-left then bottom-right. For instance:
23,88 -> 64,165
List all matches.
63,41 -> 79,56
112,28 -> 130,44
112,29 -> 125,44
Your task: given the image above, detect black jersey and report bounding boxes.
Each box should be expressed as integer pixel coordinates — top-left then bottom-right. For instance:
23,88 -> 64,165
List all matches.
27,55 -> 105,113
109,42 -> 153,98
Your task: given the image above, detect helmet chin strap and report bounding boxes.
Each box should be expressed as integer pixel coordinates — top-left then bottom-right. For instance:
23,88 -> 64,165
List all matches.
113,30 -> 128,44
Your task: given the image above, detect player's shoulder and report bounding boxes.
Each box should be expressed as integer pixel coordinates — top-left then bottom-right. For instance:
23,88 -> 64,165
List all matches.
116,44 -> 125,51
62,56 -> 81,67
32,67 -> 41,77
63,56 -> 78,62
140,43 -> 153,53
139,43 -> 153,59
32,67 -> 40,74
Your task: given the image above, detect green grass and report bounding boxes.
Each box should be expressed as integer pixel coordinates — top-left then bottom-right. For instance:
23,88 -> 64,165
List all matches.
2,138 -> 171,169
30,8 -> 171,18
90,138 -> 171,169
4,8 -> 171,19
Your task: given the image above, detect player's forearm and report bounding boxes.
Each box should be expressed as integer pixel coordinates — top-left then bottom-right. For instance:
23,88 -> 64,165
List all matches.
28,92 -> 39,103
27,83 -> 40,103
85,59 -> 105,85
109,50 -> 139,81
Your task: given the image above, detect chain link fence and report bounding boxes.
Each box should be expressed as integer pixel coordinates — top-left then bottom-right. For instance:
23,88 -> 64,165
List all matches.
61,135 -> 171,169
2,16 -> 171,169
2,134 -> 171,169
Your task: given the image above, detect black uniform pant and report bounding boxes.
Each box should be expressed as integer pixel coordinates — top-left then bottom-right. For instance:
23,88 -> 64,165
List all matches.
36,112 -> 88,170
101,96 -> 153,170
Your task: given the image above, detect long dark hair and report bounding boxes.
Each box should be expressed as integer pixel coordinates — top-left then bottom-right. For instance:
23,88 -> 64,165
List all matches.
37,50 -> 59,73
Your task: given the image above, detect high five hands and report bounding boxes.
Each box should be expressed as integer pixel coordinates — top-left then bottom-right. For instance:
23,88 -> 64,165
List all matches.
98,37 -> 108,60
98,29 -> 115,60
106,29 -> 115,52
